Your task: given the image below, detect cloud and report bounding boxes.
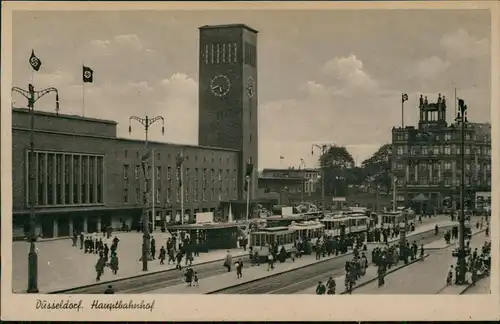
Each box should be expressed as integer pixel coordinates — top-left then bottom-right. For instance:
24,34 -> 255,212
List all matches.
440,29 -> 489,61
89,34 -> 150,56
321,54 -> 378,96
414,56 -> 451,80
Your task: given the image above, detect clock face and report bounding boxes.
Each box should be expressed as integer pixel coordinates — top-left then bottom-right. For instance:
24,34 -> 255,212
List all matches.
210,75 -> 231,97
246,76 -> 255,98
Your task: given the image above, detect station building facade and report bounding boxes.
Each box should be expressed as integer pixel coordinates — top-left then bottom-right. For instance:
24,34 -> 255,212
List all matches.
391,94 -> 491,212
12,23 -> 260,239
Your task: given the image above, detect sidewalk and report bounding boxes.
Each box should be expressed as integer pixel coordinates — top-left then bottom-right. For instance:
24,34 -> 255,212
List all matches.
153,220 -> 447,295
148,250 -> 357,294
367,217 -> 456,248
296,254 -> 430,294
461,276 -> 491,295
424,226 -> 486,250
350,232 -> 489,295
12,230 -> 247,293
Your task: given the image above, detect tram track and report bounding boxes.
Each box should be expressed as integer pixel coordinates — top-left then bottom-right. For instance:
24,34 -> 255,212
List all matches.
209,227 -> 451,294
51,226 -> 450,294
50,259 -> 231,294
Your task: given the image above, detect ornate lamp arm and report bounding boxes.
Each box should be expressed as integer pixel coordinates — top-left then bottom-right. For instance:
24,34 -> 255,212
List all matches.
12,85 -> 60,115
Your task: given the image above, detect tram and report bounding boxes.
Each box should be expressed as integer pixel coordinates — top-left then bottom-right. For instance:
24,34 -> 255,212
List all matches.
249,226 -> 297,259
378,211 -> 415,229
166,222 -> 239,250
321,214 -> 369,237
289,220 -> 325,241
346,213 -> 369,233
265,211 -> 323,228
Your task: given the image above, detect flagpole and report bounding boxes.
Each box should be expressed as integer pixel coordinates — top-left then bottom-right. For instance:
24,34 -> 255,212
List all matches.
454,88 -> 457,123
180,152 -> 184,225
152,148 -> 155,232
82,82 -> 86,117
401,93 -> 404,128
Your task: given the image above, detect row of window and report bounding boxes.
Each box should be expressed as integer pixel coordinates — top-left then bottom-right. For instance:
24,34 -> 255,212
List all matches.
204,42 -> 238,65
123,149 -> 236,165
396,177 -> 491,187
394,132 -> 481,142
394,162 -> 491,171
26,151 -> 104,207
123,186 -> 237,205
123,164 -> 238,183
244,42 -> 257,67
395,145 -> 491,156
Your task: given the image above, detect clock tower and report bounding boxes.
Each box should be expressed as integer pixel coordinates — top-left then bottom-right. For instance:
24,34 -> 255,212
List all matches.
198,24 -> 259,201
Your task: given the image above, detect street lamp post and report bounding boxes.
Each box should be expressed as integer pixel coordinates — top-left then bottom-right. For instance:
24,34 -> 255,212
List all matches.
299,158 -> 306,203
311,144 -> 329,213
244,161 -> 253,234
129,115 -> 164,272
392,177 -> 397,212
12,84 -> 60,293
455,99 -> 468,285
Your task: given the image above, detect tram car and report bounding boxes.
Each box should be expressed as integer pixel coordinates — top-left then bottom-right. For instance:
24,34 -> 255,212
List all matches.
378,211 -> 414,229
320,216 -> 348,237
346,213 -> 369,234
288,220 -> 325,241
249,226 -> 297,260
321,213 -> 369,237
265,211 -> 323,228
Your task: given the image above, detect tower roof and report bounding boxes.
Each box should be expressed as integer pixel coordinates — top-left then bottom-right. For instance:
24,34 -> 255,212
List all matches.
199,24 -> 258,34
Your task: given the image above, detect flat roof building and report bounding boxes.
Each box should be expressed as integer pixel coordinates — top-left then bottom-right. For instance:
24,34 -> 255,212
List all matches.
12,23 -> 260,239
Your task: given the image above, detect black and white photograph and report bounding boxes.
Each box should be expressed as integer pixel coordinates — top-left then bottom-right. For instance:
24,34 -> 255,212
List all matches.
1,1 -> 499,322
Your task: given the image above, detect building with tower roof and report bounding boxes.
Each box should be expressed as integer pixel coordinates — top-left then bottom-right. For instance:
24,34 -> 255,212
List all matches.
390,94 -> 491,213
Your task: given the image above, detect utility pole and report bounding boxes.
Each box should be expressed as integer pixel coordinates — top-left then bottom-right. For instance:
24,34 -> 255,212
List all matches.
299,158 -> 306,203
12,84 -> 60,293
311,144 -> 330,213
129,115 -> 164,272
455,98 -> 468,285
244,160 -> 253,235
393,176 -> 397,212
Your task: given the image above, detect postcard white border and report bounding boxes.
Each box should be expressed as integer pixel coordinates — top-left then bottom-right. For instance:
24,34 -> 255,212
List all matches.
1,1 -> 499,321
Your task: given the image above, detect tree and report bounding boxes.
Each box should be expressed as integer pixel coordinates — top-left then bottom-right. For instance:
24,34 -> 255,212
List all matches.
360,143 -> 392,192
318,145 -> 355,197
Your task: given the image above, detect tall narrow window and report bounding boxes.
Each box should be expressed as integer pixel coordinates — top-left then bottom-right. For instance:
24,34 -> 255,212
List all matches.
64,155 -> 70,204
97,157 -> 103,203
89,157 -> 94,203
233,42 -> 237,63
228,43 -> 232,63
124,188 -> 129,204
73,156 -> 79,204
47,154 -> 53,205
123,164 -> 129,180
211,44 -> 214,64
216,43 -> 220,63
81,156 -> 87,204
56,154 -> 62,204
166,188 -> 171,203
222,43 -> 226,63
205,43 -> 209,64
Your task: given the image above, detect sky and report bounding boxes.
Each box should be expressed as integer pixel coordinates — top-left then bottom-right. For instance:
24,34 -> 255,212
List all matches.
11,9 -> 491,169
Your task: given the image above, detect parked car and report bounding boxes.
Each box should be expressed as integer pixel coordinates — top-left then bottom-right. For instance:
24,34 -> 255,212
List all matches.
452,245 -> 471,257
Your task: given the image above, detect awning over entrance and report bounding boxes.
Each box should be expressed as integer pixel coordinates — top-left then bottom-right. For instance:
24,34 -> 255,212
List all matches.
13,205 -> 143,216
412,193 -> 429,202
